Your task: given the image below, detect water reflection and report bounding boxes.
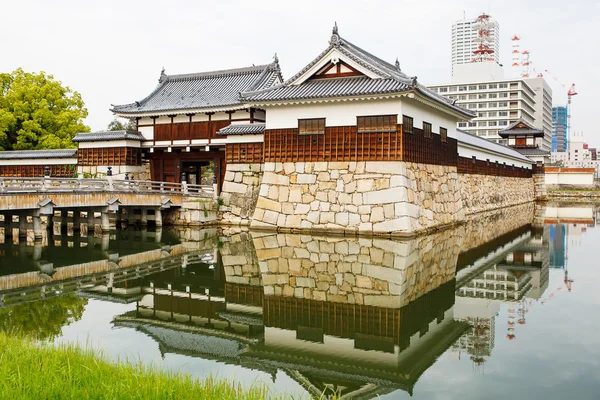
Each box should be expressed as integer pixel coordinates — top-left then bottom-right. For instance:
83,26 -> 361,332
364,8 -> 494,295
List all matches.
0,203 -> 596,398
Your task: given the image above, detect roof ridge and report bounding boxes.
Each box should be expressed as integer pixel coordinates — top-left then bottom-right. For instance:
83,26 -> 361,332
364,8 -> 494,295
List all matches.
165,64 -> 270,81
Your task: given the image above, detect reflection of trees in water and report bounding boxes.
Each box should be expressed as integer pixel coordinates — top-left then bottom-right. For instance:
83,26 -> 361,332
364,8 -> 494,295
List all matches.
0,295 -> 87,340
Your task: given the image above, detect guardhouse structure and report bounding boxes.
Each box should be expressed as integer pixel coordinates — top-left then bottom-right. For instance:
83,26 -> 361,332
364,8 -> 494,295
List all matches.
72,130 -> 146,179
0,149 -> 77,177
499,119 -> 549,164
111,62 -> 283,190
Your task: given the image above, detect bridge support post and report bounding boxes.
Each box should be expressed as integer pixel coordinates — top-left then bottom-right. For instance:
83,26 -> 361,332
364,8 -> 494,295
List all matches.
140,208 -> 148,228
60,211 -> 68,234
155,208 -> 163,228
101,233 -> 110,251
72,210 -> 81,233
33,212 -> 43,241
87,211 -> 95,233
18,214 -> 27,241
100,209 -> 111,233
4,214 -> 12,239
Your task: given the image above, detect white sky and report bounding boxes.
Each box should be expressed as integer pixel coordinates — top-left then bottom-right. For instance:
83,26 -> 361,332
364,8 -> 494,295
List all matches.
1,0 -> 595,145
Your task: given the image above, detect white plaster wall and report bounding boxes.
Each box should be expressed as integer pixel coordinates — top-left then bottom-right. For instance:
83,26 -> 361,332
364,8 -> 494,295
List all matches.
138,117 -> 153,126
78,140 -> 142,149
545,171 -> 594,185
0,158 -> 77,166
265,99 -> 402,129
545,206 -> 594,219
226,134 -> 264,144
172,115 -> 189,123
139,126 -> 154,140
211,112 -> 231,121
458,144 -> 532,169
154,116 -> 171,124
401,97 -> 458,139
191,114 -> 210,122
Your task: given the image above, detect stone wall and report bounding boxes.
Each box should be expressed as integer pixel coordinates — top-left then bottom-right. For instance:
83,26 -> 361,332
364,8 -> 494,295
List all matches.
171,200 -> 218,226
250,161 -> 463,236
253,229 -> 461,308
219,163 -> 263,226
459,174 -> 534,215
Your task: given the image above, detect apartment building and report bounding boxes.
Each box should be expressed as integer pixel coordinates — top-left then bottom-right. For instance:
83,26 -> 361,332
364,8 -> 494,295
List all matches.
452,17 -> 500,74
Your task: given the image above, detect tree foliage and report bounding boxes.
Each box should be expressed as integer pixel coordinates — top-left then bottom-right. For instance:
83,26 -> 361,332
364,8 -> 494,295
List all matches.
0,68 -> 90,150
107,118 -> 136,131
0,294 -> 87,340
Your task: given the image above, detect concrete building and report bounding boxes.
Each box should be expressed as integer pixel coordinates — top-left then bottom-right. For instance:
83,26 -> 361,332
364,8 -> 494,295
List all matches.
428,74 -> 552,151
552,106 -> 568,152
550,135 -> 600,175
452,16 -> 500,75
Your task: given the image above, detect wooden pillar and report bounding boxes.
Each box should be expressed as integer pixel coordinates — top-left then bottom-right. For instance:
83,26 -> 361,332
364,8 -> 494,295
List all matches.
87,211 -> 94,233
72,210 -> 81,233
60,210 -> 68,233
100,210 -> 110,232
4,214 -> 12,239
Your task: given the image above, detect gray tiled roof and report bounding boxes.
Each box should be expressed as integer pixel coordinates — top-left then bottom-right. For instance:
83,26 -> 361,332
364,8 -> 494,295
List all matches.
72,130 -> 146,142
111,62 -> 283,115
456,129 -> 534,164
499,119 -> 545,137
0,149 -> 77,160
515,147 -> 550,156
241,29 -> 474,119
217,123 -> 265,136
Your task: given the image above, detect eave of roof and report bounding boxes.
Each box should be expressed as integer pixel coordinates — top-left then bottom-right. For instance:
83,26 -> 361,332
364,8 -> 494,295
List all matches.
0,149 -> 78,160
456,129 -> 534,164
216,123 -> 265,136
72,130 -> 146,142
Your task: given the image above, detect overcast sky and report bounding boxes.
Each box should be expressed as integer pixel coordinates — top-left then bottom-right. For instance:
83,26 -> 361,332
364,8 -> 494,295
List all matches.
1,0 -> 595,145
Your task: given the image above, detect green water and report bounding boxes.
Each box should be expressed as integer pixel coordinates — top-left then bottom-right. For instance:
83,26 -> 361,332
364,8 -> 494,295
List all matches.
0,204 -> 598,399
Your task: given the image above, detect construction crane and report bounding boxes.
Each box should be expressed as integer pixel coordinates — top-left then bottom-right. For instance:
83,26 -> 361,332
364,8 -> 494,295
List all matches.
544,69 -> 578,151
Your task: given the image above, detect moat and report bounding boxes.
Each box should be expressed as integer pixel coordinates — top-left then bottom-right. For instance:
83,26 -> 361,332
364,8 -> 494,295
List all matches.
1,203 -> 598,399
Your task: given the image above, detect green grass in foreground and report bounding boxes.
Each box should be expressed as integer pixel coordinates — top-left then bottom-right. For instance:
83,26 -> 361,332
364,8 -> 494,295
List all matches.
0,333 -> 278,399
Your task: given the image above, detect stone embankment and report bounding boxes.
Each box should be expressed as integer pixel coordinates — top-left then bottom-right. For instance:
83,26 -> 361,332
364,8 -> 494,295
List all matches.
248,161 -> 462,236
459,174 -> 534,215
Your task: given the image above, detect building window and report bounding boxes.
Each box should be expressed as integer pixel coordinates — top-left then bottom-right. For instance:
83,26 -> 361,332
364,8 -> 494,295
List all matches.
298,118 -> 325,135
499,102 -> 508,107
458,122 -> 467,127
468,122 -> 477,127
489,93 -> 497,98
440,127 -> 448,142
479,84 -> 487,90
459,86 -> 467,91
478,94 -> 487,99
402,115 -> 414,134
439,87 -> 448,93
489,84 -> 498,89
469,85 -> 477,90
357,115 -> 397,133
499,83 -> 508,89
423,122 -> 432,138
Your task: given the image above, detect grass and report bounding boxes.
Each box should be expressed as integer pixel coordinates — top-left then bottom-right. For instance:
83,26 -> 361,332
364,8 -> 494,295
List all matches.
0,333 -> 278,399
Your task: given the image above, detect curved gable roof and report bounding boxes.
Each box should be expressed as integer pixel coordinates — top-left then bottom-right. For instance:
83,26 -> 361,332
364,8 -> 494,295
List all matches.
111,61 -> 283,116
242,25 -> 474,119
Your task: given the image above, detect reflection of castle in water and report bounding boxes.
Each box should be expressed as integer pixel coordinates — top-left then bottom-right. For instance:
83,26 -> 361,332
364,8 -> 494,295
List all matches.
0,203 -> 567,399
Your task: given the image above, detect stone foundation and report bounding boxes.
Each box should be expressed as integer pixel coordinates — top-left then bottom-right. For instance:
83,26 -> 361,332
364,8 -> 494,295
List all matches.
252,229 -> 462,306
78,163 -> 150,180
220,163 -> 263,226
459,174 -> 534,215
250,161 -> 462,236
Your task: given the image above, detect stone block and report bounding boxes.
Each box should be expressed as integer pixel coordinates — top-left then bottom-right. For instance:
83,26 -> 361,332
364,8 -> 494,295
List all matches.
363,186 -> 408,205
320,211 -> 334,224
370,207 -> 385,223
281,202 -> 294,215
222,181 -> 247,194
268,185 -> 279,200
365,161 -> 404,174
295,204 -> 310,214
356,275 -> 372,288
320,202 -> 330,212
264,162 -> 275,172
278,186 -> 290,203
348,213 -> 361,226
363,264 -> 403,284
297,277 -> 315,288
297,174 -> 317,184
283,162 -> 295,174
317,171 -> 330,181
335,212 -> 349,226
314,162 -> 328,171
307,211 -> 320,224
263,210 -> 279,225
262,172 -> 289,186
356,179 -> 374,192
256,197 -> 281,213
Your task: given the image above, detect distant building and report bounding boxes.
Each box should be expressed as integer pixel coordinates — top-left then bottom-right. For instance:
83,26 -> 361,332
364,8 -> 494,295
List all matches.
452,16 -> 500,75
552,106 -> 568,152
428,73 -> 552,151
500,119 -> 550,164
550,136 -> 600,176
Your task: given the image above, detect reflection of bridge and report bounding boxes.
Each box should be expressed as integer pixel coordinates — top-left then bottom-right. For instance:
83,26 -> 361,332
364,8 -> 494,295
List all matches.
0,229 -> 217,309
0,177 -> 214,239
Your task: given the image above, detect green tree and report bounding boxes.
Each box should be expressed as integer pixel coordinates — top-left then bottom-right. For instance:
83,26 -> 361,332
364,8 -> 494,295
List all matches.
0,294 -> 87,340
107,118 -> 136,131
0,68 -> 90,150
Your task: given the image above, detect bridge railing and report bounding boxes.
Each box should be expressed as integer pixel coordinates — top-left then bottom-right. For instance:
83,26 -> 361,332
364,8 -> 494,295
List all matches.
0,177 -> 214,198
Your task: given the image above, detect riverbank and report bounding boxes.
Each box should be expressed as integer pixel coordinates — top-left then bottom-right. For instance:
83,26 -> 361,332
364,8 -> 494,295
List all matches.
0,333 -> 276,399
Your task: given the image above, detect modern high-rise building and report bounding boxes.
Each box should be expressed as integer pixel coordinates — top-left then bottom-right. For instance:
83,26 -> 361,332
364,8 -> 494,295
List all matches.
428,76 -> 552,151
451,16 -> 500,75
552,106 -> 568,152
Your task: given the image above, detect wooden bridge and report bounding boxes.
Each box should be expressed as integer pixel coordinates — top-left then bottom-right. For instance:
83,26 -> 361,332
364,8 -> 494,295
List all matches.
0,177 -> 215,240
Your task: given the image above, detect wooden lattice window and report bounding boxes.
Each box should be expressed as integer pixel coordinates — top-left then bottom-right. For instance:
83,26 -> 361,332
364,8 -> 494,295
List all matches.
402,115 -> 413,134
298,118 -> 325,135
357,115 -> 397,133
440,127 -> 448,142
423,122 -> 432,139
